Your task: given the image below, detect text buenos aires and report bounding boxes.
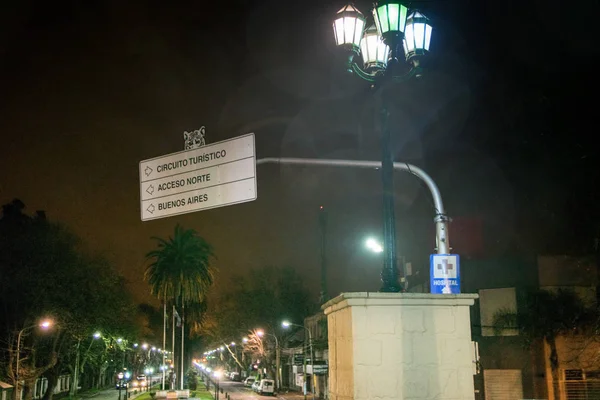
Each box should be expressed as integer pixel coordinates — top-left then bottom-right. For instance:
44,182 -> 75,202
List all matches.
155,150 -> 227,173
158,194 -> 209,210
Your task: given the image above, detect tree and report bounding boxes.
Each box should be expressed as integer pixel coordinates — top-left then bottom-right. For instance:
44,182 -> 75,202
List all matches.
493,288 -> 596,399
144,224 -> 216,386
210,266 -> 316,337
0,200 -> 139,400
206,266 -> 316,379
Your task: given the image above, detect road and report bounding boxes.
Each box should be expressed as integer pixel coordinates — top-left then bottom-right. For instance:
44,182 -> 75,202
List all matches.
212,379 -> 305,400
81,387 -> 142,400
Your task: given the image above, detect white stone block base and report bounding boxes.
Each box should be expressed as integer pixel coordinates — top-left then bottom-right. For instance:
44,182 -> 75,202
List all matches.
322,292 -> 478,400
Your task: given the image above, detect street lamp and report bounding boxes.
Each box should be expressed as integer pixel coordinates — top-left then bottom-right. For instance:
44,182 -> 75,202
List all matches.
72,331 -> 102,396
256,330 -> 281,391
365,238 -> 384,253
282,321 -> 314,400
15,320 -> 53,400
332,2 -> 435,292
213,370 -> 222,400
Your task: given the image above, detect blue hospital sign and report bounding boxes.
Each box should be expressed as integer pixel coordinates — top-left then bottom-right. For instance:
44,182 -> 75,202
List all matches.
430,254 -> 461,294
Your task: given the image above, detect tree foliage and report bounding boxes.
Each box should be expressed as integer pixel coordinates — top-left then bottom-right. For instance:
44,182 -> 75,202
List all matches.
207,265 -> 317,342
493,288 -> 597,399
145,224 -> 216,306
0,199 -> 139,400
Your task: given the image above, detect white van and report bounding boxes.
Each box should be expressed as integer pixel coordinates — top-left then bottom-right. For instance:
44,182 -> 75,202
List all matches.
256,379 -> 275,395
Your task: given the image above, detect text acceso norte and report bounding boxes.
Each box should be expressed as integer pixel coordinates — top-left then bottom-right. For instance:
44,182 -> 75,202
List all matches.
157,174 -> 211,191
155,150 -> 227,173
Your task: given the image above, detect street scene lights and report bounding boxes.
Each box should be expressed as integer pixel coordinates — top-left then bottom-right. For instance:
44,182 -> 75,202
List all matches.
333,2 -> 434,292
282,321 -> 314,400
15,319 -> 53,399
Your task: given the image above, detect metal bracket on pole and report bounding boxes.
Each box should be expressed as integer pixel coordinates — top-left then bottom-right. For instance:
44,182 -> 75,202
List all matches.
256,157 -> 450,254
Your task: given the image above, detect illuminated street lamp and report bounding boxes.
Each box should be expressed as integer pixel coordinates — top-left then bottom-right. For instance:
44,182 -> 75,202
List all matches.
282,321 -> 314,400
332,2 -> 435,292
72,331 -> 103,396
15,320 -> 53,399
365,238 -> 384,253
255,329 -> 281,391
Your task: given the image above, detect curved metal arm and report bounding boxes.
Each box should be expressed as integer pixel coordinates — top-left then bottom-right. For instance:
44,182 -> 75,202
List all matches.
256,157 -> 450,254
350,62 -> 378,83
349,60 -> 423,85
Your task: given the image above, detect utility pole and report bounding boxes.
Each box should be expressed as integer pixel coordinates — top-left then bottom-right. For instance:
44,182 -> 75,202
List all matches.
318,205 -> 328,304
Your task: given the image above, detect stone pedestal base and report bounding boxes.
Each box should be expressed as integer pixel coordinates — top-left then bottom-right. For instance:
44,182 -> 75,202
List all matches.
322,292 -> 478,400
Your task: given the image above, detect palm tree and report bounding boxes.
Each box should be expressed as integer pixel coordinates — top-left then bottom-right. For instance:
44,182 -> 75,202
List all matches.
493,288 -> 596,400
145,224 -> 215,304
145,224 -> 216,388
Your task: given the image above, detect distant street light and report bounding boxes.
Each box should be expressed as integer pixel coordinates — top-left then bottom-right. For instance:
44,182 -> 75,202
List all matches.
255,329 -> 281,391
365,238 -> 384,253
72,331 -> 102,396
15,320 -> 53,400
282,321 -> 315,400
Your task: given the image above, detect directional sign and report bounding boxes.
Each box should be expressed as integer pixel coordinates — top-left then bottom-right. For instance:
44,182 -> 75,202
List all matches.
139,133 -> 256,221
430,254 -> 461,294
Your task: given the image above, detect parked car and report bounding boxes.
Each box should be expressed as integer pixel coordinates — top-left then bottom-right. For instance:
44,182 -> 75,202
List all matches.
244,377 -> 256,387
256,379 -> 275,395
230,372 -> 241,382
252,381 -> 261,392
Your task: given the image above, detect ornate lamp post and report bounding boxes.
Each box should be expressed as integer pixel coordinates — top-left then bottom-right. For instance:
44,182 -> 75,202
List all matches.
14,320 -> 52,400
332,2 -> 433,292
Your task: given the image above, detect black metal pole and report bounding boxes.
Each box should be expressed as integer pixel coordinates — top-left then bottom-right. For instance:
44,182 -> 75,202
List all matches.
379,102 -> 401,293
377,38 -> 404,293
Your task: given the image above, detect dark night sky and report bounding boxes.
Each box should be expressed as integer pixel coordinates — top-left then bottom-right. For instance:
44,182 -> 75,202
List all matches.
1,0 -> 598,305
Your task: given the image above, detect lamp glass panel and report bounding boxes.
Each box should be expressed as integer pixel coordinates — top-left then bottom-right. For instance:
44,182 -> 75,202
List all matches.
414,21 -> 425,49
399,5 -> 408,32
376,5 -> 389,33
404,24 -> 415,52
377,41 -> 390,63
353,18 -> 365,46
361,35 -> 376,63
424,24 -> 432,50
388,4 -> 399,31
344,17 -> 357,46
334,18 -> 345,46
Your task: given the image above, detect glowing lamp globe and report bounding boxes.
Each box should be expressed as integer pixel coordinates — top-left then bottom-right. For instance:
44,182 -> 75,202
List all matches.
403,11 -> 432,60
333,4 -> 366,51
360,25 -> 389,72
373,0 -> 408,40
